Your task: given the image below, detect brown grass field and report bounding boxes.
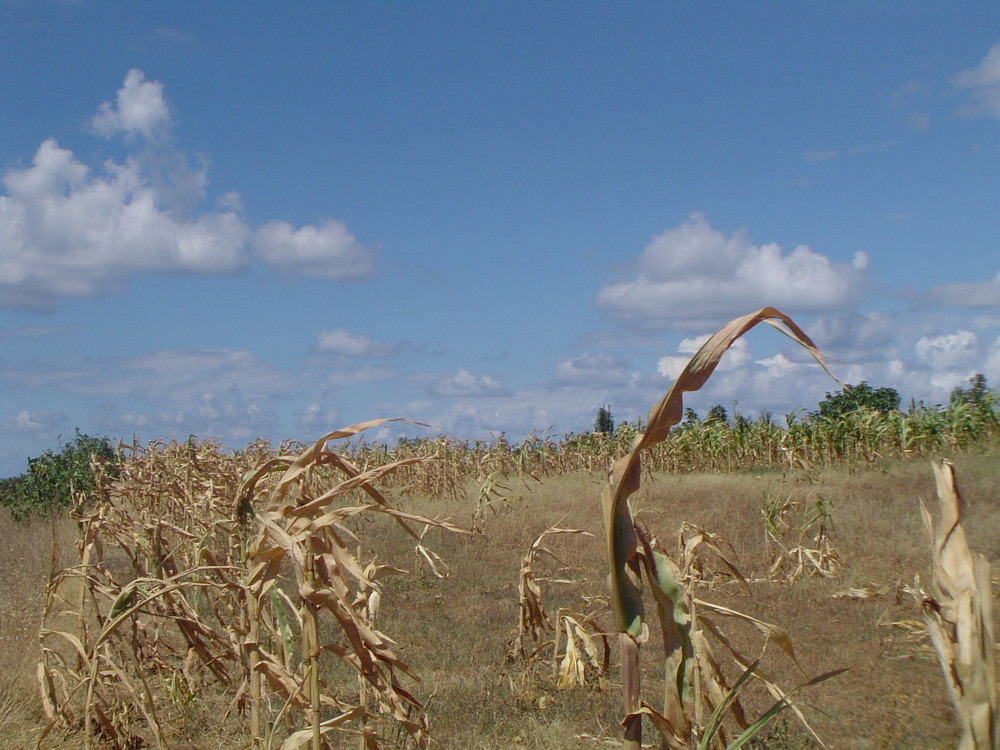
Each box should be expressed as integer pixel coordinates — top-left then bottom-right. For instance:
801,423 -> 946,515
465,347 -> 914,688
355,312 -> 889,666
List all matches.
0,449 -> 996,750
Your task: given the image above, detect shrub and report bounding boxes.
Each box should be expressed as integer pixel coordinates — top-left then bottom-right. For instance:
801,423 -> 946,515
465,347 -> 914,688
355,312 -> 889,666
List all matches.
813,381 -> 900,419
0,431 -> 118,522
594,405 -> 615,436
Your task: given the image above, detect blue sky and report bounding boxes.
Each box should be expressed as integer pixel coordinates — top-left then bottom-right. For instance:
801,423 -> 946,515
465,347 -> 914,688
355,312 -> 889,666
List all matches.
1,2 -> 998,476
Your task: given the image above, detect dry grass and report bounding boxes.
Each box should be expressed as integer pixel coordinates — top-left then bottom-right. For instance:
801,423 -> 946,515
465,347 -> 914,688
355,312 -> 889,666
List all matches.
0,451 -> 996,749
0,511 -> 79,750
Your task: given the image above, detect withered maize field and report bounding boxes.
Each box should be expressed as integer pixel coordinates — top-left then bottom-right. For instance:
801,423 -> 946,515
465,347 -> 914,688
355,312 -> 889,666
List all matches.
1,309 -> 996,750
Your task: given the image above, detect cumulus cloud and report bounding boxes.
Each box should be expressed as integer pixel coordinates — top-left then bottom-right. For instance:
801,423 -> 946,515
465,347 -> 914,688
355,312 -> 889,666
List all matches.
430,369 -> 509,397
316,329 -> 393,357
915,330 -> 980,371
0,70 -> 375,310
0,138 -> 244,309
595,214 -> 864,328
0,139 -> 247,307
954,42 -> 1000,120
91,69 -> 172,141
254,220 -> 374,280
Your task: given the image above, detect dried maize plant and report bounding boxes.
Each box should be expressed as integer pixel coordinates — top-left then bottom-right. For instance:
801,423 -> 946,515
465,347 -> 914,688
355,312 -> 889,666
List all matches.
913,460 -> 997,750
36,424 -> 466,750
506,525 -> 609,704
675,522 -> 750,592
634,526 -> 840,749
240,420 -> 468,750
552,608 -> 609,691
351,435 -> 465,503
471,471 -> 513,533
507,525 -> 595,659
601,307 -> 844,750
761,492 -> 840,583
37,438 -> 266,750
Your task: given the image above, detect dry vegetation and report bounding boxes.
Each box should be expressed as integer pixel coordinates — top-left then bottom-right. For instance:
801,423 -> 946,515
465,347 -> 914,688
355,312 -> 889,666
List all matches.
1,444 -> 996,749
0,310 -> 996,750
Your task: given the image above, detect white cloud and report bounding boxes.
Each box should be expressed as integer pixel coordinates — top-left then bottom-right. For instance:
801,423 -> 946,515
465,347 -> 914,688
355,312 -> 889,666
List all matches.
2,347 -> 294,448
657,337 -> 749,380
6,349 -> 291,404
119,349 -> 291,402
91,69 -> 172,141
0,325 -> 69,339
430,369 -> 509,397
917,272 -> 1000,309
0,70 -> 375,310
807,311 -> 898,364
915,330 -> 980,370
954,42 -> 1000,120
4,410 -> 63,439
985,336 -> 1000,383
102,397 -> 278,445
253,219 -> 375,280
327,366 -> 395,386
754,352 -> 804,375
655,356 -> 688,381
300,402 -> 342,432
316,329 -> 393,357
87,350 -> 287,442
555,352 -> 632,387
0,136 -> 246,309
595,214 -> 864,328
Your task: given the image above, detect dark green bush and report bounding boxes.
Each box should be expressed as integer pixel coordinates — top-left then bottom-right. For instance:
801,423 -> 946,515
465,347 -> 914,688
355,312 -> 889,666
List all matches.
812,381 -> 901,419
0,431 -> 119,522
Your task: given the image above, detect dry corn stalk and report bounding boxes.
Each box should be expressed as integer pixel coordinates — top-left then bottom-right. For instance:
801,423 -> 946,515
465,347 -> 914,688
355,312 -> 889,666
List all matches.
553,609 -> 609,690
508,525 -> 593,658
243,420 -> 468,750
38,423 -> 467,750
632,526 -> 838,749
761,492 -> 840,583
916,460 -> 997,750
601,307 -> 840,750
676,522 -> 751,593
